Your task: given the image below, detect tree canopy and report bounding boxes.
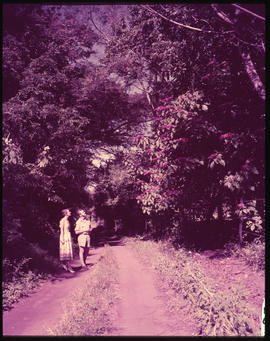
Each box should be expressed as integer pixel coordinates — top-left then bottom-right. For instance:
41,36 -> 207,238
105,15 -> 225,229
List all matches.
3,3 -> 265,266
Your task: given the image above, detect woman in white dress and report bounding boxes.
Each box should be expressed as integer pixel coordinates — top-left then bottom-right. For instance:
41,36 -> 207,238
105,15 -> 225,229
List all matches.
59,208 -> 74,273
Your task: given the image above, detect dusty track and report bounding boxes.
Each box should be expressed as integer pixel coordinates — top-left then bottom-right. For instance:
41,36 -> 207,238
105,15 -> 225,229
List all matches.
3,237 -> 197,336
110,244 -> 197,336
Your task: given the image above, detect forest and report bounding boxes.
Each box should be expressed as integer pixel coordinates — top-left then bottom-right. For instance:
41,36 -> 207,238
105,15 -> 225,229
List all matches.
3,3 -> 265,276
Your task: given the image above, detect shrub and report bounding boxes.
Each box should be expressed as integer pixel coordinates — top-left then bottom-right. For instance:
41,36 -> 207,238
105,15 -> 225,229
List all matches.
225,238 -> 265,271
2,266 -> 47,311
2,255 -> 53,311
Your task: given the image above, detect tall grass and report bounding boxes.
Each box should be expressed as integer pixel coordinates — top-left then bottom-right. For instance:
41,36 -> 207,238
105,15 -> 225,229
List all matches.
128,237 -> 261,336
47,245 -> 118,336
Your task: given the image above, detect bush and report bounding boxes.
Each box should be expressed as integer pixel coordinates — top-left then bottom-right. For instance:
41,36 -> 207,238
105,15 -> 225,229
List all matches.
2,257 -> 48,311
3,257 -> 31,282
226,238 -> 265,271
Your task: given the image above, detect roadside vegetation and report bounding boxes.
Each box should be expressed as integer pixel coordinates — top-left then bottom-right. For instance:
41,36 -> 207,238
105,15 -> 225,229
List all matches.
47,245 -> 118,336
225,238 -> 265,272
2,257 -> 54,311
128,237 -> 262,336
3,239 -> 83,312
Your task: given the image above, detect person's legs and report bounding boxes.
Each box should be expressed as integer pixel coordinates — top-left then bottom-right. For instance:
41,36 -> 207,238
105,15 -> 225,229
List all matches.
66,260 -> 75,273
61,261 -> 68,271
79,246 -> 87,267
83,246 -> 89,265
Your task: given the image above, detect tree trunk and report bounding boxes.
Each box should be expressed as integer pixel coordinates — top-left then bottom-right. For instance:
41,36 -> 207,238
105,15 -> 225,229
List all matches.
238,197 -> 244,249
217,202 -> 223,221
238,218 -> 243,249
239,45 -> 265,101
211,5 -> 265,102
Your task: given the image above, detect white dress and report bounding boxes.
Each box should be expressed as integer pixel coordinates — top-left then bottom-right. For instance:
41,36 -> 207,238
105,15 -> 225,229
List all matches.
59,217 -> 73,261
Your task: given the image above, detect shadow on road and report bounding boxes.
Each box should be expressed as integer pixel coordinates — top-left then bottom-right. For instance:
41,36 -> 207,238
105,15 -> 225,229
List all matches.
201,248 -> 228,259
50,233 -> 124,282
92,233 -> 125,247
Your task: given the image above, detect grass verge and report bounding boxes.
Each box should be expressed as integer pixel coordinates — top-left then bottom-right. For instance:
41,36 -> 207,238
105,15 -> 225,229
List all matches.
47,245 -> 118,336
127,237 -> 261,336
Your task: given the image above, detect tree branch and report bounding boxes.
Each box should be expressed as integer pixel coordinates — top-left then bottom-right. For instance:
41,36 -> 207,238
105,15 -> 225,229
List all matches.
88,10 -> 110,42
234,35 -> 265,50
108,116 -> 154,136
141,5 -> 212,33
231,4 -> 265,21
211,4 -> 234,25
238,45 -> 265,101
137,79 -> 155,111
211,4 -> 265,101
261,41 -> 265,53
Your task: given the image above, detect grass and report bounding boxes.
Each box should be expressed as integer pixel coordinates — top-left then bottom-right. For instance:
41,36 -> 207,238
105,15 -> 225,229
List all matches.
47,245 -> 118,336
127,237 -> 261,336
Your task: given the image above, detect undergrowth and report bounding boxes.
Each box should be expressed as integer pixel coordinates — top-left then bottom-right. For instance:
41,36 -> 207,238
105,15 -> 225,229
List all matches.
128,237 -> 261,336
225,238 -> 265,271
47,245 -> 118,336
2,257 -> 50,311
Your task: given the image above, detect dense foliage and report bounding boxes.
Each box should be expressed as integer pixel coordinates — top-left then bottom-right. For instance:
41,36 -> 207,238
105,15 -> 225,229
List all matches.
105,4 -> 265,244
3,4 -> 265,274
2,4 -> 146,268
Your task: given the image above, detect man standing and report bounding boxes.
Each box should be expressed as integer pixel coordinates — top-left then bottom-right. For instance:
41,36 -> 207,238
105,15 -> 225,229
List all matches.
75,208 -> 98,269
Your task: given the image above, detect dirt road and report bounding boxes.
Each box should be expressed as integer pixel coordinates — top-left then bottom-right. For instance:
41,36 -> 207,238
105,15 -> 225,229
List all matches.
3,238 -> 197,336
111,244 -> 197,336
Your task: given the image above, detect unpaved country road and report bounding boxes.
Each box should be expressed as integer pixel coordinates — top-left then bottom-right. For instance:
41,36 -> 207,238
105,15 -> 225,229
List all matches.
110,244 -> 197,336
3,240 -> 197,336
